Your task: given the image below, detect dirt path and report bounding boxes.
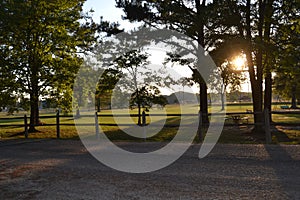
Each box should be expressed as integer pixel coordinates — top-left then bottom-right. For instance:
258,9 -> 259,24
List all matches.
0,140 -> 299,199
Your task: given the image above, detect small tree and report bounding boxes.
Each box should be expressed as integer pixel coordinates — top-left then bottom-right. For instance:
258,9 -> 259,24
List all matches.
217,62 -> 245,110
115,49 -> 167,125
130,85 -> 167,125
274,69 -> 300,109
95,68 -> 122,111
209,38 -> 246,110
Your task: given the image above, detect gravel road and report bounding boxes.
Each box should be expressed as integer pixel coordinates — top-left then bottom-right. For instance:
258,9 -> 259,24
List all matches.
0,140 -> 299,199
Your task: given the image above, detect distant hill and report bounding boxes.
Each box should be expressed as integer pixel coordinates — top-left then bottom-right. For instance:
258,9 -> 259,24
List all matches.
164,91 -> 199,104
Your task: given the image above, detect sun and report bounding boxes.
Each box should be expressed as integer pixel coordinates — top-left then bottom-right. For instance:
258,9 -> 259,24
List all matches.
232,56 -> 246,70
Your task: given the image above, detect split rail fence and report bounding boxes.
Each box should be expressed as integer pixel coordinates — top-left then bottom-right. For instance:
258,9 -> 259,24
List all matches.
0,109 -> 299,144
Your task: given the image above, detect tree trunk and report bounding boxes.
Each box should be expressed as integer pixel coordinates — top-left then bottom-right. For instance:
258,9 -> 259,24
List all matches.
137,103 -> 141,125
245,44 -> 264,132
221,85 -> 225,111
291,85 -> 297,109
221,92 -> 225,111
29,90 -> 40,132
245,0 -> 264,133
96,96 -> 101,112
251,83 -> 264,132
263,0 -> 274,122
200,83 -> 209,124
29,56 -> 40,132
196,0 -> 209,124
264,72 -> 272,121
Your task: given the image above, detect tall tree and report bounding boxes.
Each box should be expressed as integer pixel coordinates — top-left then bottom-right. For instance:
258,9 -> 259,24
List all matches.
116,0 -> 212,124
0,0 -> 98,131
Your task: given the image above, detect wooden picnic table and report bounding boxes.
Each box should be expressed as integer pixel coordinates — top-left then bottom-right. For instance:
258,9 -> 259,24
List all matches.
231,115 -> 249,124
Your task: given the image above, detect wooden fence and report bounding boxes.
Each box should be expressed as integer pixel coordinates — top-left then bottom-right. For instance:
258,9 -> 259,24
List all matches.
0,109 -> 299,143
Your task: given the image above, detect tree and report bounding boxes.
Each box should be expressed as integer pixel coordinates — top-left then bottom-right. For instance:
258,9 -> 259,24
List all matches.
217,63 -> 245,110
0,70 -> 18,113
273,29 -> 300,108
273,1 -> 300,109
210,41 -> 246,110
0,39 -> 18,113
130,85 -> 167,123
114,49 -> 167,125
274,70 -> 300,108
72,58 -> 102,113
116,0 -> 214,124
95,68 -> 123,112
0,0 -> 98,131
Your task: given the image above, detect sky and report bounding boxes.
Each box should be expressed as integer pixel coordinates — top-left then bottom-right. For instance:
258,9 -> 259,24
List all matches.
83,0 -> 139,31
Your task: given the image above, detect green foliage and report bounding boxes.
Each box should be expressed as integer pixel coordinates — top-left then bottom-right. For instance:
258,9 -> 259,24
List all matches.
129,85 -> 167,110
0,0 -> 99,125
96,68 -> 123,110
273,1 -> 300,107
73,60 -> 98,108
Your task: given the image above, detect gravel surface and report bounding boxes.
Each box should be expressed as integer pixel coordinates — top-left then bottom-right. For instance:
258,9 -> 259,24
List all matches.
0,139 -> 299,199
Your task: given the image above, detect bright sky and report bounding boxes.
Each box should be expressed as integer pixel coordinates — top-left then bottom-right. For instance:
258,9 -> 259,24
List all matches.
83,0 -> 139,31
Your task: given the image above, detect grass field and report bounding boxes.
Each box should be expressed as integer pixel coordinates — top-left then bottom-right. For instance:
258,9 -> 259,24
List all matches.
0,103 -> 299,144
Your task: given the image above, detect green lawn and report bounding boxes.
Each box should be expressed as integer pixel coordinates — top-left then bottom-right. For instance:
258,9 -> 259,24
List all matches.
0,104 -> 299,144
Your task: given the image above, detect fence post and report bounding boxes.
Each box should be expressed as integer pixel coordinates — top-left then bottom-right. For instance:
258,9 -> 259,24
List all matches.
142,111 -> 146,141
264,108 -> 272,144
95,112 -> 100,139
24,114 -> 28,139
56,110 -> 60,139
198,111 -> 203,142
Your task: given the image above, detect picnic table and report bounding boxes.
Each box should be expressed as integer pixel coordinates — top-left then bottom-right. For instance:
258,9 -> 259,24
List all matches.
231,115 -> 249,124
280,105 -> 290,109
